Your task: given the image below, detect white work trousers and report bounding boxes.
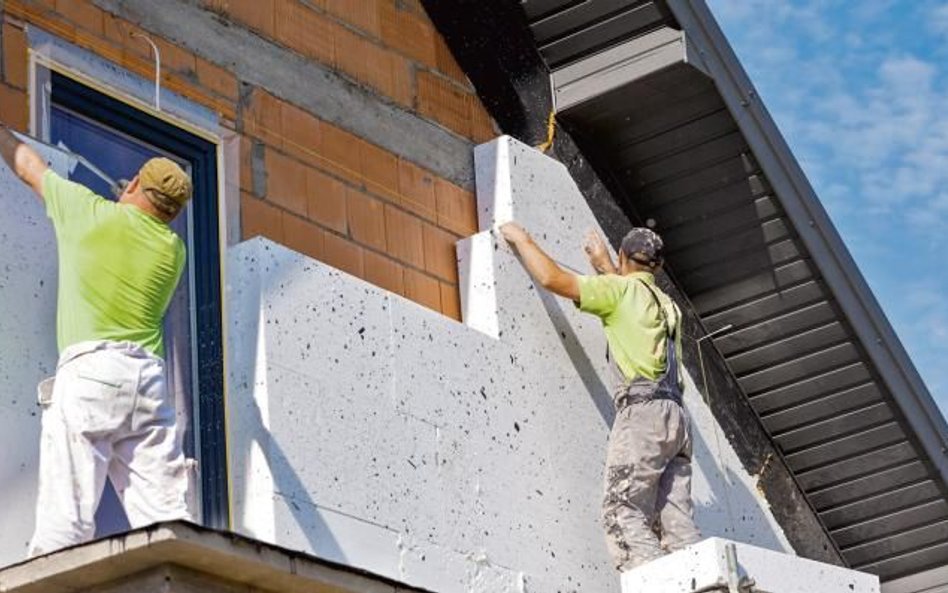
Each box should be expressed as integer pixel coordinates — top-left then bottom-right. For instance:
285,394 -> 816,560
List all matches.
28,341 -> 191,557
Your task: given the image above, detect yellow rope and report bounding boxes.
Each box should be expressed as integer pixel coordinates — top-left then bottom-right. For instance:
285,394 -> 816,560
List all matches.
536,109 -> 557,153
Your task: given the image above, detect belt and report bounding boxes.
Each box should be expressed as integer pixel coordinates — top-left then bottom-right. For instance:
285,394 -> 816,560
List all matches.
57,340 -> 157,370
614,379 -> 682,412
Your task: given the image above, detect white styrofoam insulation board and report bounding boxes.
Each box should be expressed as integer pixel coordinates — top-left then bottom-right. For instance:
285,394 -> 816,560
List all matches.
223,136 -> 819,592
0,145 -> 74,565
622,537 -> 879,593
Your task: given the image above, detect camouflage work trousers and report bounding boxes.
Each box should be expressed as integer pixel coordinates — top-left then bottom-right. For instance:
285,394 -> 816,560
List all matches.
602,399 -> 701,571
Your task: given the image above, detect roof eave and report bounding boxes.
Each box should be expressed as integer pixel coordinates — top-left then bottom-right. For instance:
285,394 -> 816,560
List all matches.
664,0 -> 948,482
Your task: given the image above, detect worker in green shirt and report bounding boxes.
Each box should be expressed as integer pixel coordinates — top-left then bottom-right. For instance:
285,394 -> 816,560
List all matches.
0,123 -> 193,556
500,221 -> 701,572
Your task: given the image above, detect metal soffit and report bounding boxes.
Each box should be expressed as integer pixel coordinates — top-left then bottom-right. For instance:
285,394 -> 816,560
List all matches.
523,0 -> 674,68
521,0 -> 948,583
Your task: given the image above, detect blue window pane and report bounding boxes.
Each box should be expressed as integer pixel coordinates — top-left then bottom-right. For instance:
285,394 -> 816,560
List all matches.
51,106 -> 153,199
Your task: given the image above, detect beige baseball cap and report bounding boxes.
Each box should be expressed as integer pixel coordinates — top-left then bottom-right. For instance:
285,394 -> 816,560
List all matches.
139,157 -> 192,207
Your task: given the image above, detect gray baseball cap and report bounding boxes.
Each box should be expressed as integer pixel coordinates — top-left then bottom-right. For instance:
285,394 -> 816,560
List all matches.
620,227 -> 664,266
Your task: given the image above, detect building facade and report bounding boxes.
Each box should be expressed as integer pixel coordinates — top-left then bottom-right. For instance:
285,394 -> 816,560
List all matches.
0,1 -> 945,592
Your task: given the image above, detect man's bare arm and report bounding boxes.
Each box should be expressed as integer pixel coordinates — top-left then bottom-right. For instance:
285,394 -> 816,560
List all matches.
500,222 -> 580,301
0,124 -> 48,201
583,230 -> 617,275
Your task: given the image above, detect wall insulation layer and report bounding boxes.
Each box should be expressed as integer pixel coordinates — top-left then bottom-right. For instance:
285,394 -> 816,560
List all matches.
0,144 -> 73,564
224,136 -> 796,593
623,537 -> 878,593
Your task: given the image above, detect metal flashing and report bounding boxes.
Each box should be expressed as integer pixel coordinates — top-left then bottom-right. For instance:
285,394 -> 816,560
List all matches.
552,26 -> 709,111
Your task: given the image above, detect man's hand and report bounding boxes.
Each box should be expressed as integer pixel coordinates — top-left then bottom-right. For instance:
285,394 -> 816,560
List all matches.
0,123 -> 48,201
583,230 -> 617,274
498,221 -> 579,301
500,221 -> 530,246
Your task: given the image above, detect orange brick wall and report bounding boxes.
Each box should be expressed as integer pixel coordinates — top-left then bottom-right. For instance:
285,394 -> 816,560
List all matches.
0,14 -> 29,130
202,0 -> 494,143
0,0 -> 492,320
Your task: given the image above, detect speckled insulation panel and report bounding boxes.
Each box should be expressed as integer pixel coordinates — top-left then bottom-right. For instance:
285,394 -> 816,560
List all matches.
224,136 -> 796,593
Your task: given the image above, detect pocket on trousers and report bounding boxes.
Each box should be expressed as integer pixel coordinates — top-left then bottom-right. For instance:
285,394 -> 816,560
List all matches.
65,360 -> 128,434
76,372 -> 123,389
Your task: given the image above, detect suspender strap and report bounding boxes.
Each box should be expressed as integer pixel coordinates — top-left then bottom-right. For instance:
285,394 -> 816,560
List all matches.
638,280 -> 680,387
638,280 -> 675,339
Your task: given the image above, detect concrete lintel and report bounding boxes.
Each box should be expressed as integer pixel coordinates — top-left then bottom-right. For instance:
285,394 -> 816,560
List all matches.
0,522 -> 430,593
91,0 -> 476,189
552,26 -> 709,112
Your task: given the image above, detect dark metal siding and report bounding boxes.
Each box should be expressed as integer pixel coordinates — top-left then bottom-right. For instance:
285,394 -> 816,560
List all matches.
529,1 -> 948,582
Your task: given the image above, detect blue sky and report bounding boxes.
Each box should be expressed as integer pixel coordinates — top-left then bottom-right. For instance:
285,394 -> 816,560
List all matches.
706,0 -> 948,416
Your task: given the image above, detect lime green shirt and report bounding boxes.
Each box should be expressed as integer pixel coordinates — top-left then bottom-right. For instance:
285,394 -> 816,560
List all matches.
43,170 -> 185,357
577,272 -> 683,385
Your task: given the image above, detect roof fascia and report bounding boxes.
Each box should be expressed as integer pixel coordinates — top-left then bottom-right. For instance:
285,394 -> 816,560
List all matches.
552,26 -> 710,111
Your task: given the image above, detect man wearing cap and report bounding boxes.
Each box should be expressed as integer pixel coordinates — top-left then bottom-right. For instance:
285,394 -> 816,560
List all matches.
500,221 -> 700,571
0,123 -> 194,556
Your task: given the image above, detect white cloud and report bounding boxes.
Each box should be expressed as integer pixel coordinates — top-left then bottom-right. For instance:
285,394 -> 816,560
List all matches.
930,3 -> 948,38
853,0 -> 900,22
879,56 -> 936,89
933,193 -> 948,211
779,52 -> 948,237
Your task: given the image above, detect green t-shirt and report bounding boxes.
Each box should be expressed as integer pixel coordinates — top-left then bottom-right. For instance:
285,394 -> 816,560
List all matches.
577,272 -> 683,385
43,170 -> 185,357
